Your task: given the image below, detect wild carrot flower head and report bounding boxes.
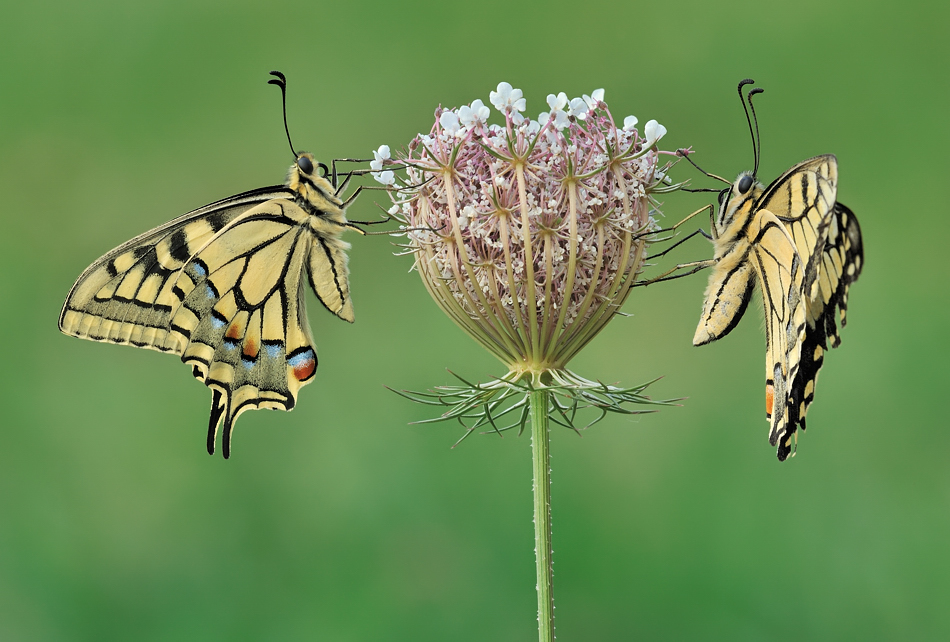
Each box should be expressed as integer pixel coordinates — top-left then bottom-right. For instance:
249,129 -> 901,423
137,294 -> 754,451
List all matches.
378,83 -> 684,440
385,83 -> 678,378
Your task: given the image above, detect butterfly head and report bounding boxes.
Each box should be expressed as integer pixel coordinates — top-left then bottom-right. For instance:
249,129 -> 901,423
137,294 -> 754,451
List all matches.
288,152 -> 336,198
715,171 -> 763,232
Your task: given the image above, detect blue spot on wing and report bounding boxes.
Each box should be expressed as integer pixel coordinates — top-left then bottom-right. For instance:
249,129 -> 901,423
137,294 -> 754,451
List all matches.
264,342 -> 283,358
287,348 -> 316,368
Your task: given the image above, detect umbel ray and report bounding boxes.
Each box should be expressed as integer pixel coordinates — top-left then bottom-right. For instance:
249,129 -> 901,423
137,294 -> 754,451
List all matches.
59,71 -> 393,459
639,79 -> 863,461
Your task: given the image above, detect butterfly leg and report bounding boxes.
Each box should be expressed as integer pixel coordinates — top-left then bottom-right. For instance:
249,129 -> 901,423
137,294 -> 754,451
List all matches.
631,204 -> 714,242
340,184 -> 412,209
633,259 -> 717,287
332,159 -> 420,196
646,228 -> 712,261
330,158 -> 373,190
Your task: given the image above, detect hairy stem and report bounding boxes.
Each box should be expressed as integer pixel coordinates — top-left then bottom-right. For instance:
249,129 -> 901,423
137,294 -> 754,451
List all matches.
531,388 -> 555,641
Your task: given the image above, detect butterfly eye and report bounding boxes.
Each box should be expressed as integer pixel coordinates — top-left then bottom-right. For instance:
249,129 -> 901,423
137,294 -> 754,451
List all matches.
737,175 -> 754,194
296,155 -> 314,175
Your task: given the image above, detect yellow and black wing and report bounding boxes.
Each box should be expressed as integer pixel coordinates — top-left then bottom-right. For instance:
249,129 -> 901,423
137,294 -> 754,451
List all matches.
168,198 -> 348,458
754,155 -> 864,453
60,186 -> 289,351
755,155 -> 839,300
786,201 -> 863,439
746,211 -> 807,460
60,185 -> 353,458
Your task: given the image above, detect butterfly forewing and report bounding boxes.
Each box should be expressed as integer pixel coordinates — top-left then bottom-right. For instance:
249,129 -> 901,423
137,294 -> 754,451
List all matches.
60,186 -> 291,353
756,155 -> 838,298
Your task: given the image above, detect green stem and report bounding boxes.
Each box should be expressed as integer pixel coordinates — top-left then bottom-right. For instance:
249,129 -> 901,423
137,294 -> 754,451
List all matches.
530,388 -> 555,642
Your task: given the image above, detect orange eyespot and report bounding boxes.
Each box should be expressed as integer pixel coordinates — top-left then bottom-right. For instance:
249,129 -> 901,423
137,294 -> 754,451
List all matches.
287,347 -> 317,382
765,384 -> 774,417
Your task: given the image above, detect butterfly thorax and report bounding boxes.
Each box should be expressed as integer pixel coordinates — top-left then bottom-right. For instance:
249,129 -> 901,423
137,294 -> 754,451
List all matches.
286,152 -> 348,231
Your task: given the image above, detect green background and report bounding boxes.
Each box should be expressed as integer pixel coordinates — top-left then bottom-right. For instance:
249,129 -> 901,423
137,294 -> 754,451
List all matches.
2,0 -> 948,639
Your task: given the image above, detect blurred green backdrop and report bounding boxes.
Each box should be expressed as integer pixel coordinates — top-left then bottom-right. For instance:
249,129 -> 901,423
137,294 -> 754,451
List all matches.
2,0 -> 948,640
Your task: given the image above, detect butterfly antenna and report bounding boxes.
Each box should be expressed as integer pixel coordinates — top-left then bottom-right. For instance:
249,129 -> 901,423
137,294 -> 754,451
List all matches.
675,149 -> 730,185
267,70 -> 298,159
737,79 -> 759,177
747,87 -> 764,177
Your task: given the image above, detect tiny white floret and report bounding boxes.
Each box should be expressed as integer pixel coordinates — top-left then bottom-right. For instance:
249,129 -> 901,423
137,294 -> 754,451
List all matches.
370,145 -> 391,171
569,97 -> 589,120
459,99 -> 490,128
583,89 -> 605,111
439,110 -> 461,136
373,170 -> 395,185
489,82 -> 526,113
644,119 -> 667,146
546,92 -> 568,112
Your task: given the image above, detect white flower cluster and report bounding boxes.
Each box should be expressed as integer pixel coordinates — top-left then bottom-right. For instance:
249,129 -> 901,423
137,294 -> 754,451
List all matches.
372,83 -> 667,186
384,82 -> 675,369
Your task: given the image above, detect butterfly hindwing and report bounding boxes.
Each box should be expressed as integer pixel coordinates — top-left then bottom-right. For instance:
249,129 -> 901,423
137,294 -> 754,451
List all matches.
786,201 -> 864,432
809,201 -> 864,345
168,199 -> 328,458
747,210 -> 807,459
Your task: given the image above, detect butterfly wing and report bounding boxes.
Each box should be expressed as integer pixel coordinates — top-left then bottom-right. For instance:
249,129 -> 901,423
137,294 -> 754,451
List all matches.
60,187 -> 353,458
808,201 -> 863,346
747,210 -> 808,460
755,154 -> 839,296
786,202 -> 864,432
168,198 -> 342,458
60,186 -> 292,351
754,155 -> 863,442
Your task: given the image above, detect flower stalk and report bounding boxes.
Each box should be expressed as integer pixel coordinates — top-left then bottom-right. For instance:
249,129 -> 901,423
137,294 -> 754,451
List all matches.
531,388 -> 555,641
